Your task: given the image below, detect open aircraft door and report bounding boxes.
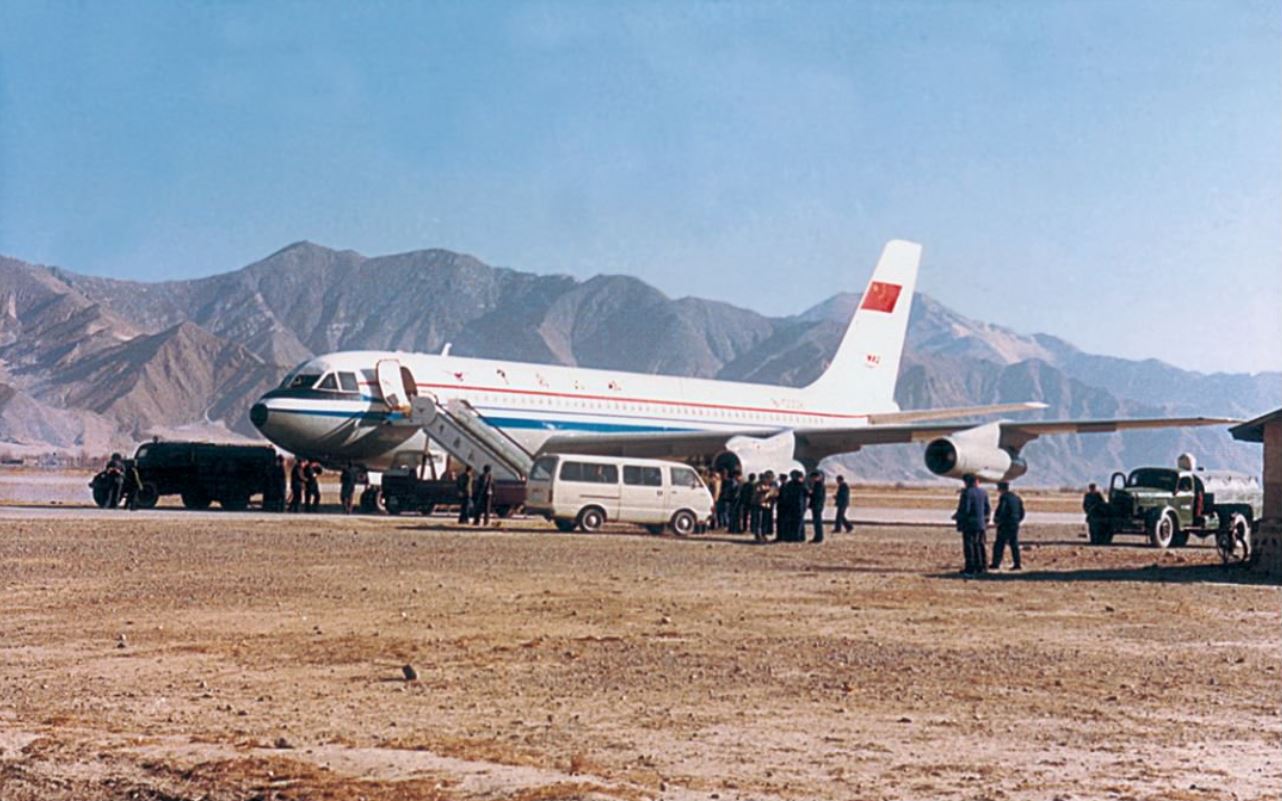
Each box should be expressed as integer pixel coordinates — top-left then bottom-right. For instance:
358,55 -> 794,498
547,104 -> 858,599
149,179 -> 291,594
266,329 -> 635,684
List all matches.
376,359 -> 416,412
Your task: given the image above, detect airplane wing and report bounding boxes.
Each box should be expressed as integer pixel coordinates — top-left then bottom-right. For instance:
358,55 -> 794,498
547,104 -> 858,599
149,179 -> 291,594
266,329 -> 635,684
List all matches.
538,416 -> 1238,477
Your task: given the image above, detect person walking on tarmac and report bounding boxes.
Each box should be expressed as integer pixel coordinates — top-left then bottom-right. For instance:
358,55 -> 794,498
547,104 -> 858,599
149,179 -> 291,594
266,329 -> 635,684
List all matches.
833,475 -> 853,533
339,462 -> 358,515
304,460 -> 322,512
288,458 -> 305,513
990,481 -> 1025,570
121,460 -> 143,511
472,465 -> 495,526
953,474 -> 991,576
104,453 -> 125,509
456,465 -> 474,524
808,470 -> 827,543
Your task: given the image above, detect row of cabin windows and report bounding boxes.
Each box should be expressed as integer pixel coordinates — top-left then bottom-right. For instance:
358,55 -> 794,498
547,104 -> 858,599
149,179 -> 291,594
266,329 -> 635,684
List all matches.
468,390 -> 807,424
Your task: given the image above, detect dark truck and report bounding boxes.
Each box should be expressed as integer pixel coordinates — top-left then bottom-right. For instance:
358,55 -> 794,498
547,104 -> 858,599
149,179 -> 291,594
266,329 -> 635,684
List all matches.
1089,457 -> 1261,561
380,450 -> 524,517
91,441 -> 277,510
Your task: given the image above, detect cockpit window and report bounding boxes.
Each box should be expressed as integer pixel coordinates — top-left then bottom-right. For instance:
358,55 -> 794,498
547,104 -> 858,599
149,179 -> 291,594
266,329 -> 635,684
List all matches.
288,373 -> 322,390
338,372 -> 359,392
317,373 -> 339,391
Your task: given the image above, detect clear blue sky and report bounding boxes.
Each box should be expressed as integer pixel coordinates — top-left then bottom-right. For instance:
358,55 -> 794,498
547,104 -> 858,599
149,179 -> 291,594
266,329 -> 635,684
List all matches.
2,1 -> 1279,373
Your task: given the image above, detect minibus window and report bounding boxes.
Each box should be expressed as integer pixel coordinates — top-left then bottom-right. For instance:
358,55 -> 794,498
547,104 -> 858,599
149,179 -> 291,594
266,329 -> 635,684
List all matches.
531,457 -> 557,481
624,466 -> 661,486
670,467 -> 700,488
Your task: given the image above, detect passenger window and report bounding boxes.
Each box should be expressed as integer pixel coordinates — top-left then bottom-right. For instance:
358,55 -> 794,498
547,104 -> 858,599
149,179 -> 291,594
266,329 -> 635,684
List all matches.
595,464 -> 619,484
317,373 -> 339,391
560,462 -> 584,482
531,457 -> 557,481
338,372 -> 359,392
670,467 -> 700,488
624,466 -> 662,486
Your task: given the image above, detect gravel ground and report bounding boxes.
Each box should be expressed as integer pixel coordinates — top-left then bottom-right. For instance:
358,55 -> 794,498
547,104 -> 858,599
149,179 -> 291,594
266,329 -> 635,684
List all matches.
1,512 -> 1278,801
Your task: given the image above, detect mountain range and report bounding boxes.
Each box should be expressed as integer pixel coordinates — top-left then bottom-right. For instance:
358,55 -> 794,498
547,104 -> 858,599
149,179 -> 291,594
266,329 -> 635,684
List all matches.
0,243 -> 1275,484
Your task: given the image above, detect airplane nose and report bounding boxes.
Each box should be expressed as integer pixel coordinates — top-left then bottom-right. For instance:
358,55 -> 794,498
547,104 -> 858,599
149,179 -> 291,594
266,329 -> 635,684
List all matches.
250,402 -> 269,430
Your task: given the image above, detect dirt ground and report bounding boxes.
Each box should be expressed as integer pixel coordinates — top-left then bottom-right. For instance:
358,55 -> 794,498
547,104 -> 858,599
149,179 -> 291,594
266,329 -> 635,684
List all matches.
1,509 -> 1278,801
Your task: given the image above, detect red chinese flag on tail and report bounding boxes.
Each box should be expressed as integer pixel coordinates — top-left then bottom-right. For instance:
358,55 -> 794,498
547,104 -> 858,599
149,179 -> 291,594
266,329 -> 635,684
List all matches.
860,281 -> 902,314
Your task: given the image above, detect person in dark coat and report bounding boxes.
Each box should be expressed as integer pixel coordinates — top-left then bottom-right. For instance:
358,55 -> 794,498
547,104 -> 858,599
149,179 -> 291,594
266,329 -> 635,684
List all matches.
780,470 -> 809,542
718,471 -> 739,531
953,474 -> 991,576
808,471 -> 827,543
121,460 -> 142,511
737,473 -> 756,535
105,453 -> 125,509
456,465 -> 474,524
304,461 -> 322,512
833,475 -> 853,533
288,458 -> 305,513
1083,482 -> 1109,543
472,464 -> 494,526
339,463 -> 358,514
991,481 -> 1025,570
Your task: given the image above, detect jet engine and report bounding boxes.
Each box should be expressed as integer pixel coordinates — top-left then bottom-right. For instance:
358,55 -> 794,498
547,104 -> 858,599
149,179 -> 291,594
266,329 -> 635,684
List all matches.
716,430 -> 805,478
923,422 -> 1028,483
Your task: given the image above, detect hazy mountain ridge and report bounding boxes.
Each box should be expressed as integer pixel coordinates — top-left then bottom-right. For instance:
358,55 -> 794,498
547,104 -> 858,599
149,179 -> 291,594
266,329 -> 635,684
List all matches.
0,244 -> 1275,483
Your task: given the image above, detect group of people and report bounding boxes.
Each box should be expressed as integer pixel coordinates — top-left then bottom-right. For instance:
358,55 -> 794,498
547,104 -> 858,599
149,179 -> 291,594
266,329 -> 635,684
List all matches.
453,464 -> 497,526
264,457 -> 359,514
953,474 -> 1026,576
705,468 -> 854,544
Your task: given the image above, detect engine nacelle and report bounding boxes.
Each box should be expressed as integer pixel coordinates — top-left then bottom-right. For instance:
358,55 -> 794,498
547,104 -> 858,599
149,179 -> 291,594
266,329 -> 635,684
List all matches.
924,424 -> 1028,483
717,430 -> 805,478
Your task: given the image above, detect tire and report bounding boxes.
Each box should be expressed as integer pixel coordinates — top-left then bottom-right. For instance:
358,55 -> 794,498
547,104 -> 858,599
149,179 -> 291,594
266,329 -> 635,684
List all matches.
1146,508 -> 1177,549
181,491 -> 211,510
136,483 -> 159,509
495,505 -> 513,519
1170,528 -> 1190,548
553,518 -> 576,533
418,503 -> 435,517
91,480 -> 111,509
576,506 -> 605,533
645,524 -> 666,536
1217,512 -> 1252,565
385,495 -> 403,516
358,487 -> 381,514
670,509 -> 697,537
220,494 -> 250,512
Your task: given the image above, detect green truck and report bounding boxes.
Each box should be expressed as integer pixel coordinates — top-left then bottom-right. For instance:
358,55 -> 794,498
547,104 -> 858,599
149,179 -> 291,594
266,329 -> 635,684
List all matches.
1088,456 -> 1260,562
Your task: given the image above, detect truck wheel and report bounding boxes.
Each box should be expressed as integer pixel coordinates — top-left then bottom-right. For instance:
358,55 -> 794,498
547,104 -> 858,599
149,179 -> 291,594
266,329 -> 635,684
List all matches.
553,518 -> 576,533
220,495 -> 250,511
418,503 -> 435,516
1146,508 -> 1176,549
92,481 -> 111,508
1217,512 -> 1252,565
1170,528 -> 1190,548
136,483 -> 159,509
670,510 -> 697,537
494,505 -> 512,519
385,495 -> 403,516
576,507 -> 605,533
181,491 -> 211,510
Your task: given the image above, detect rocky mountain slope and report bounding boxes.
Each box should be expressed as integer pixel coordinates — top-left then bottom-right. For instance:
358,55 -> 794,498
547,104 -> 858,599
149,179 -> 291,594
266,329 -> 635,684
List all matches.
1,244 -> 1275,483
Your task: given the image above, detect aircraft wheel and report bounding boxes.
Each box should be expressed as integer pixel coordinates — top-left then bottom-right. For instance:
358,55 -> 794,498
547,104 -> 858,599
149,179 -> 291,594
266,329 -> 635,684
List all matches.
576,507 -> 605,533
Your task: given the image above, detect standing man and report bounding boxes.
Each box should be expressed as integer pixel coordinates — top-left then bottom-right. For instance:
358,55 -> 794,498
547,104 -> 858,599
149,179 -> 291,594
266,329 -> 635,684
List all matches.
808,471 -> 827,543
472,465 -> 494,526
288,458 -> 305,513
719,470 -> 740,532
737,473 -> 756,535
304,460 -> 322,512
707,469 -> 723,530
953,474 -> 991,576
991,481 -> 1025,570
833,475 -> 853,533
456,465 -> 474,524
105,453 -> 125,509
339,463 -> 358,515
1083,482 -> 1108,544
121,459 -> 142,511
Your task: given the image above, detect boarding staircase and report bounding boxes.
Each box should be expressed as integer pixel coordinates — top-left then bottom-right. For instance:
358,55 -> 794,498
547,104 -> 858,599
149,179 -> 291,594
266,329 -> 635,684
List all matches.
407,395 -> 533,482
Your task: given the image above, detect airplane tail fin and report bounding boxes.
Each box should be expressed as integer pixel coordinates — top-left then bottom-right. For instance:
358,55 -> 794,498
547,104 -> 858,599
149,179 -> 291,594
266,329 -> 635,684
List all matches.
805,239 -> 921,411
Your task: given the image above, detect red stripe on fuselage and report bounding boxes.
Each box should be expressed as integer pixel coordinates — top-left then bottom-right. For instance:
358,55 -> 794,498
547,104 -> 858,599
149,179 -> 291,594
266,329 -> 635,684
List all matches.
358,380 -> 870,421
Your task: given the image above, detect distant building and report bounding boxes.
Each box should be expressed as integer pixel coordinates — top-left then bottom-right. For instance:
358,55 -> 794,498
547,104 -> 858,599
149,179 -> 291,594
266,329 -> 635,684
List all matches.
1230,408 -> 1282,578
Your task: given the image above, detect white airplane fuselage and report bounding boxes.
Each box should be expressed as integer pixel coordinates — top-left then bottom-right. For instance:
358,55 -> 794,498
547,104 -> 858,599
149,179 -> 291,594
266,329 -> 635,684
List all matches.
250,349 -> 891,470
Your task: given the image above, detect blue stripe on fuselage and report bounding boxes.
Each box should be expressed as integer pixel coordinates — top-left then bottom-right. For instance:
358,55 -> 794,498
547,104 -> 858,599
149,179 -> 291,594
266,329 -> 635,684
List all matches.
267,406 -> 694,433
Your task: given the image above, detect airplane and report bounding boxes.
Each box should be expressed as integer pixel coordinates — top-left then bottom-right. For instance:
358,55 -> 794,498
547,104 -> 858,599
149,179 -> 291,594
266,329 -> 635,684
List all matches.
249,240 -> 1232,483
